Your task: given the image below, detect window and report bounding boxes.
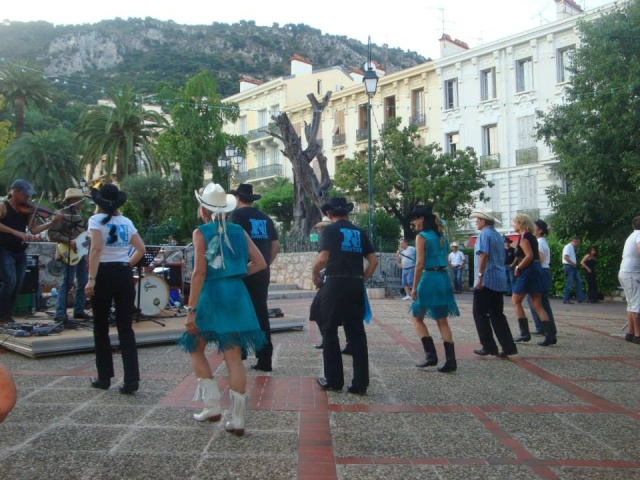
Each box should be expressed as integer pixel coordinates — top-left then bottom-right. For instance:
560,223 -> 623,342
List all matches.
446,132 -> 459,154
480,68 -> 496,101
516,58 -> 533,92
270,146 -> 280,164
384,95 -> 396,123
517,116 -> 536,149
483,180 -> 500,213
518,175 -> 537,211
411,88 -> 425,125
317,79 -> 322,95
482,125 -> 498,156
239,116 -> 247,135
257,148 -> 267,168
557,46 -> 575,83
258,109 -> 268,127
444,79 -> 458,109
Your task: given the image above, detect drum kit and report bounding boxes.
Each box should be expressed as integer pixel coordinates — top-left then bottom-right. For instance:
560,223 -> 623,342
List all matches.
133,245 -> 190,322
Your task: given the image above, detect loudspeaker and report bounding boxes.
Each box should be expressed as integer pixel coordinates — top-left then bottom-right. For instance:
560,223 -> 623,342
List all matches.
165,262 -> 183,288
21,254 -> 39,294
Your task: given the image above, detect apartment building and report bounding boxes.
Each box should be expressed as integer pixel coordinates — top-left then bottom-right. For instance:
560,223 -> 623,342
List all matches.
223,0 -> 614,235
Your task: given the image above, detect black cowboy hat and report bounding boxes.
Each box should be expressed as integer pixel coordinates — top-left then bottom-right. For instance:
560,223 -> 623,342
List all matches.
228,183 -> 261,202
321,197 -> 354,215
503,236 -> 513,244
91,184 -> 127,212
408,205 -> 434,220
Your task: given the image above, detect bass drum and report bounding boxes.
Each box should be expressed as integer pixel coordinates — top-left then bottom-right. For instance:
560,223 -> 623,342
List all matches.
135,274 -> 169,316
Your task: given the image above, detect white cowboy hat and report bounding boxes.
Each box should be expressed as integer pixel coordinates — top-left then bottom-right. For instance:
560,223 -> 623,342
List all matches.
63,187 -> 85,201
194,183 -> 237,213
469,208 -> 502,224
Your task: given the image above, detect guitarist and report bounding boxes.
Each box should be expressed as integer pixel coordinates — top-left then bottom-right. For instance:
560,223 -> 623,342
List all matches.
49,188 -> 90,322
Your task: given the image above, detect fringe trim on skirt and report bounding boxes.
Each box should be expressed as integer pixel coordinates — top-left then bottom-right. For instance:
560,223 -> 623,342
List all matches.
177,329 -> 266,354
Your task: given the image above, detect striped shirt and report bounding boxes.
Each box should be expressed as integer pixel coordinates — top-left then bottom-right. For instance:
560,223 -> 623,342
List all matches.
474,225 -> 507,292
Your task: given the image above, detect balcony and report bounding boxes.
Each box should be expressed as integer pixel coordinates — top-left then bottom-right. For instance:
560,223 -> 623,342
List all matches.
247,123 -> 280,142
356,128 -> 368,141
410,114 -> 426,127
332,134 -> 346,147
516,147 -> 538,166
237,163 -> 283,182
480,153 -> 500,170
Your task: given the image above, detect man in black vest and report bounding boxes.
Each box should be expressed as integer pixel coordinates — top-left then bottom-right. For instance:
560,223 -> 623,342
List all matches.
228,184 -> 280,372
0,179 -> 61,322
312,197 -> 378,395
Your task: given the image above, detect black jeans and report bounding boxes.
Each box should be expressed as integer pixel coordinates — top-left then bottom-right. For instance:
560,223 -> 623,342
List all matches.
320,277 -> 369,389
472,287 -> 517,354
243,268 -> 273,366
92,264 -> 139,383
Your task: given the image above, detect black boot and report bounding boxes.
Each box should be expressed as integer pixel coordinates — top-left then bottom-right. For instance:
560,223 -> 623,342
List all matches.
514,318 -> 531,343
537,321 -> 557,346
438,341 -> 457,372
416,336 -> 438,367
624,333 -> 634,342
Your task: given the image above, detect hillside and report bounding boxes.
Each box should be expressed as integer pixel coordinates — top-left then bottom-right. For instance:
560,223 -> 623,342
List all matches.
0,18 -> 428,100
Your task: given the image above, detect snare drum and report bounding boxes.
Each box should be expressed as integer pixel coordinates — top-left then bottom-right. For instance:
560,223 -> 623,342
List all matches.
134,274 -> 169,316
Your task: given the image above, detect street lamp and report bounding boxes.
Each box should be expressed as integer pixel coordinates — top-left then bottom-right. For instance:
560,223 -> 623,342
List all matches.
79,178 -> 88,194
218,145 -> 244,189
363,36 -> 379,241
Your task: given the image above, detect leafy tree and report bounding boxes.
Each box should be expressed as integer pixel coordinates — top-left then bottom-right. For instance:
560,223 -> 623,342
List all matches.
74,85 -> 169,182
153,72 -> 244,237
0,128 -> 79,198
334,118 -> 488,240
0,61 -> 51,137
537,0 -> 640,243
255,177 -> 294,233
120,173 -> 181,228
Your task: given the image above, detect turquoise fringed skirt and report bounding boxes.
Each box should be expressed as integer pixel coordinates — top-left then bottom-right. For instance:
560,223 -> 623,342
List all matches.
177,275 -> 266,354
409,269 -> 460,320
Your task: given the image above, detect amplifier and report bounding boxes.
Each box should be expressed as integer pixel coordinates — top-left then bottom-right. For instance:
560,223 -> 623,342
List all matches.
21,255 -> 39,294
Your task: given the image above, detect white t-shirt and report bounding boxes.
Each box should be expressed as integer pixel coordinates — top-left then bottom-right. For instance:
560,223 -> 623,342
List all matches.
562,242 -> 576,265
448,250 -> 465,267
88,213 -> 138,263
400,246 -> 416,269
538,237 -> 551,269
620,230 -> 640,273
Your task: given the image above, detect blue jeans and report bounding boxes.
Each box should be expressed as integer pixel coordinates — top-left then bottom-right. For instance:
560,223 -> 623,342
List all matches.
451,266 -> 463,292
527,268 -> 557,335
563,264 -> 584,302
505,267 -> 516,295
55,257 -> 88,318
0,246 -> 27,319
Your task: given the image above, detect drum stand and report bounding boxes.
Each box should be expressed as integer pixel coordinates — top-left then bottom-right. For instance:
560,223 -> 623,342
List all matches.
134,247 -> 165,327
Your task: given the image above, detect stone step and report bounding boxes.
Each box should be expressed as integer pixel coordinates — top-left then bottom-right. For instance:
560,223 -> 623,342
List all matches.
268,289 -> 316,300
268,283 -> 301,291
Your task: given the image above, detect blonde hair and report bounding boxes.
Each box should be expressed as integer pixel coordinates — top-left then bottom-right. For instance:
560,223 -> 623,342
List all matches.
513,213 -> 535,234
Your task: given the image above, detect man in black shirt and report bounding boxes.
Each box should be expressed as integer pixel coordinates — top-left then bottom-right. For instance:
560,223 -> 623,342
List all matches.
504,237 -> 516,296
312,197 -> 378,395
228,184 -> 280,372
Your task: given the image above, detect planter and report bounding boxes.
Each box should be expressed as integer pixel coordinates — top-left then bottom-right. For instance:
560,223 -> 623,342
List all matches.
366,288 -> 385,300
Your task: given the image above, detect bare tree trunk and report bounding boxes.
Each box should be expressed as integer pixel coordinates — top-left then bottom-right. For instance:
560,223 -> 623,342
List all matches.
270,91 -> 332,239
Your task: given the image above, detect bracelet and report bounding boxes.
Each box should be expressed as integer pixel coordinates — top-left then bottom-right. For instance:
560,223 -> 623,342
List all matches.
185,305 -> 197,313
88,276 -> 95,281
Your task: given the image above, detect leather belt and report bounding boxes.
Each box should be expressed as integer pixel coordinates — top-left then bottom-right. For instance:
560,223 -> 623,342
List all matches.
99,262 -> 130,267
424,266 -> 447,271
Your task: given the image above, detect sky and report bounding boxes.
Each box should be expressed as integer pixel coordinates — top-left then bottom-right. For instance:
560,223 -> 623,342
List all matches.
2,0 -> 615,60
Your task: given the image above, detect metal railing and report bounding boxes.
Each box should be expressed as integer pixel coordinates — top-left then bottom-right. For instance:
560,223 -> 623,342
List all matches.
356,128 -> 368,141
247,123 -> 280,141
516,147 -> 538,165
410,114 -> 426,127
237,163 -> 283,182
480,153 -> 500,170
517,208 -> 540,220
332,134 -> 346,147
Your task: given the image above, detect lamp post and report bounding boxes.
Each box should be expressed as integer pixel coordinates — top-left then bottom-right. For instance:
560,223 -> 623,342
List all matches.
79,178 -> 88,194
218,145 -> 244,189
363,36 -> 379,241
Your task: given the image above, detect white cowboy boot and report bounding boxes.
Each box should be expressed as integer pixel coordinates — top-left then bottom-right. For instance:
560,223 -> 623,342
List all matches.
225,390 -> 247,436
192,378 -> 221,422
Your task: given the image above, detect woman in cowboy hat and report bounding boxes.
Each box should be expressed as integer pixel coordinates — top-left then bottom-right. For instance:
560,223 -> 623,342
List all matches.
178,183 -> 266,436
409,205 -> 459,372
84,184 -> 146,394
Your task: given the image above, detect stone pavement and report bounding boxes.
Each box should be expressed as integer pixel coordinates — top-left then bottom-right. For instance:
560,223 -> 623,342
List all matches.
0,293 -> 638,480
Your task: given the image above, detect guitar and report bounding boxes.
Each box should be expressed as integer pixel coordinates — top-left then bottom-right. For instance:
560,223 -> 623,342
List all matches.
57,231 -> 90,266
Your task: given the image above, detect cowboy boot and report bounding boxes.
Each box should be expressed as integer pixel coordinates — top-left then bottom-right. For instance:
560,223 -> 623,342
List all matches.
192,378 -> 222,422
438,341 -> 457,372
225,390 -> 247,436
416,336 -> 438,367
514,318 -> 531,343
537,321 -> 557,346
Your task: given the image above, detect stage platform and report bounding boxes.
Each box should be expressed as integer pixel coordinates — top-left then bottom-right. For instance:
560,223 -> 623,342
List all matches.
1,309 -> 306,359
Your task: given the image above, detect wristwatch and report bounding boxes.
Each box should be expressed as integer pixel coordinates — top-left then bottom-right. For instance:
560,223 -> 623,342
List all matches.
185,305 -> 197,313
477,273 -> 483,277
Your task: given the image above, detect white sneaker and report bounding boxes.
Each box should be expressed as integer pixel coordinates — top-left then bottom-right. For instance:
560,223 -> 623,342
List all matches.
402,296 -> 412,300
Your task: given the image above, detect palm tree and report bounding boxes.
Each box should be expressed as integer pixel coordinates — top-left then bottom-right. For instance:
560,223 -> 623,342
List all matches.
0,61 -> 52,138
74,85 -> 169,182
1,128 -> 80,199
